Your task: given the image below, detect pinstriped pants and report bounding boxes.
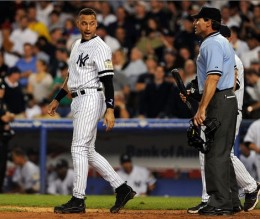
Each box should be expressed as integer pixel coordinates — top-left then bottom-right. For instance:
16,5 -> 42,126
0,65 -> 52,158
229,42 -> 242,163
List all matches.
70,89 -> 124,199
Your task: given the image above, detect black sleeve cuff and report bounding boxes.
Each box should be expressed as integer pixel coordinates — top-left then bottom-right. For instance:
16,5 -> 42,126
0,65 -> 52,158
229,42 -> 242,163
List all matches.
99,75 -> 114,109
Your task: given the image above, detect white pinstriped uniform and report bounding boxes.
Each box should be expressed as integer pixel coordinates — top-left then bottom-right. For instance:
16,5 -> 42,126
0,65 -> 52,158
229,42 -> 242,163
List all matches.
67,36 -> 124,199
200,54 -> 257,202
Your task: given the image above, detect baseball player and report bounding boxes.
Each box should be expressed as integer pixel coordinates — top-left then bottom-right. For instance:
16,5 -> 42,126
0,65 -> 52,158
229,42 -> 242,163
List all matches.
186,25 -> 260,214
48,8 -> 136,214
117,154 -> 156,196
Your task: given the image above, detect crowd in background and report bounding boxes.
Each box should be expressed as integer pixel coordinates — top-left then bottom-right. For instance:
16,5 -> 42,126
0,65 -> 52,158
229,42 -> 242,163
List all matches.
0,0 -> 259,120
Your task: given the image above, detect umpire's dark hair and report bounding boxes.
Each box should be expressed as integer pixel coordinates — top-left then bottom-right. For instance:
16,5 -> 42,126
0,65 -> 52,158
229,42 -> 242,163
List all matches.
78,8 -> 97,18
203,18 -> 221,31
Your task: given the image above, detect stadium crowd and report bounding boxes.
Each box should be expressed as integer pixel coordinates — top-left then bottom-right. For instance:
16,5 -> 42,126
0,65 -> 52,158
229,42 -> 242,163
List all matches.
0,0 -> 259,119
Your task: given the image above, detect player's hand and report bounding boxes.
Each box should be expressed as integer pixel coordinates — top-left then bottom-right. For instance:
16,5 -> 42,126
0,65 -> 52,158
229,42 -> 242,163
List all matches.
179,90 -> 190,103
193,107 -> 206,126
103,108 -> 115,131
47,100 -> 59,116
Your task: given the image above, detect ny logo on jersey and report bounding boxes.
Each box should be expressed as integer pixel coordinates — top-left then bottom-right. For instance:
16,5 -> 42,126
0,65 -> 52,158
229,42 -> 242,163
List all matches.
76,53 -> 89,67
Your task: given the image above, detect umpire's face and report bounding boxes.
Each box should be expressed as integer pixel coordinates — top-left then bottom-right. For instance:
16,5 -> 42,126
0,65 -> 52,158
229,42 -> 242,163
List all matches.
77,14 -> 97,41
193,18 -> 211,38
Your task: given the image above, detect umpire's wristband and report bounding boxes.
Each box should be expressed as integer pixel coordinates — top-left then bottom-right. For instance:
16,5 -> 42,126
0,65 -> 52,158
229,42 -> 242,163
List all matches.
54,88 -> 68,102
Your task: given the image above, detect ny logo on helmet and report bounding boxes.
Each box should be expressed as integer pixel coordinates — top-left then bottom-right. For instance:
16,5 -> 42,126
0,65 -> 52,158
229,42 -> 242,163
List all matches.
76,53 -> 89,67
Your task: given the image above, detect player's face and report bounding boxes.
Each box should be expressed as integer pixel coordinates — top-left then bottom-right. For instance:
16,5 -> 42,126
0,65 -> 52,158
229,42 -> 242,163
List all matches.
77,14 -> 97,41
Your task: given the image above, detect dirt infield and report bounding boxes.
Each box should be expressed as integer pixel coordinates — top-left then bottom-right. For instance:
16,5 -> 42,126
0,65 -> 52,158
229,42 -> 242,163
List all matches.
0,207 -> 260,219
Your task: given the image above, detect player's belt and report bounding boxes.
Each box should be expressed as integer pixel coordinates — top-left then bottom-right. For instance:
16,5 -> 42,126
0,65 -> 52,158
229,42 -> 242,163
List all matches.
71,88 -> 103,98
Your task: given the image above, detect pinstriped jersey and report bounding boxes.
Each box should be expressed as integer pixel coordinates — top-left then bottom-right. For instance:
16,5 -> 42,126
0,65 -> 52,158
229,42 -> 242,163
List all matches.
67,36 -> 114,91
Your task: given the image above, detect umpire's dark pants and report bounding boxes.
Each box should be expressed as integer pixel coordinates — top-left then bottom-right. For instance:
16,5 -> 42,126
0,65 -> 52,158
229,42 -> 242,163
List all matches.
205,89 -> 240,209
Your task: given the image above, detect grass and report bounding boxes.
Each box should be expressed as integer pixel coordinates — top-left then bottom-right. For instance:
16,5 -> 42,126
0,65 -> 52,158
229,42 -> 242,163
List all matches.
0,195 -> 258,210
0,195 -> 201,210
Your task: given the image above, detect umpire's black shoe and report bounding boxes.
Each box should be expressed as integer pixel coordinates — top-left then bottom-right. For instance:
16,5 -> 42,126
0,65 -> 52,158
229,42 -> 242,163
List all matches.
54,196 -> 86,214
198,205 -> 233,216
110,183 -> 136,213
233,204 -> 243,214
244,182 -> 260,212
187,201 -> 207,214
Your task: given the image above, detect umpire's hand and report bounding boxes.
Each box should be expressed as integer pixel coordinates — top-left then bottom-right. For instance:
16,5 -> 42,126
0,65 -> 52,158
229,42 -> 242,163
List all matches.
103,108 -> 115,131
47,100 -> 59,116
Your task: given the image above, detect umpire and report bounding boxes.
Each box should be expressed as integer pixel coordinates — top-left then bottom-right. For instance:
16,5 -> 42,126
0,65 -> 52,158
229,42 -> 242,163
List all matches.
192,7 -> 240,215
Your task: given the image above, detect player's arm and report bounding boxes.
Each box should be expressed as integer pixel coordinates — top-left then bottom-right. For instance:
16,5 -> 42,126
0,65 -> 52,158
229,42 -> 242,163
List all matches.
47,73 -> 69,116
99,75 -> 115,132
245,141 -> 260,154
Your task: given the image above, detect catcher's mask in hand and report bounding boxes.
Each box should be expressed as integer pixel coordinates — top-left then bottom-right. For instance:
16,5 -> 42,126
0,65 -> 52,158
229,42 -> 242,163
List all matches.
187,118 -> 221,153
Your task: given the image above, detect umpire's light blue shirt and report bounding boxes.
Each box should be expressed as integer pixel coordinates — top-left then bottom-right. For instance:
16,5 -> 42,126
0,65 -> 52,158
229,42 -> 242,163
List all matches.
197,32 -> 235,94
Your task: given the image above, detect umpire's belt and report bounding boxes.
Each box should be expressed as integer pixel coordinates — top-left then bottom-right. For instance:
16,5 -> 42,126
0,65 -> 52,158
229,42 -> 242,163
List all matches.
71,88 -> 103,98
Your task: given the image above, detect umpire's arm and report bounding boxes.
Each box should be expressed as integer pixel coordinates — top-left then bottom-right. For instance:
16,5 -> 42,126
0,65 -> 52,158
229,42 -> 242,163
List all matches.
194,74 -> 220,126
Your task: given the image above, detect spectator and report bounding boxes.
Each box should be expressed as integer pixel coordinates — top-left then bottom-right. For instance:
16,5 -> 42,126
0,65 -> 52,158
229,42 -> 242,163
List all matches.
1,22 -> 19,67
117,153 -> 156,196
244,119 -> 260,180
33,41 -> 50,65
183,59 -> 196,86
34,98 -> 60,119
108,6 -> 136,51
27,4 -> 51,41
64,18 -> 81,50
241,31 -> 260,69
147,0 -> 169,31
112,49 -> 127,72
115,27 -> 133,55
49,61 -> 71,117
36,1 -> 54,26
12,8 -> 26,30
136,56 -> 158,93
230,26 -> 249,59
3,67 -> 25,116
136,17 -> 165,58
48,10 -> 63,31
221,5 -> 240,27
174,15 -> 197,59
0,50 -> 8,78
96,24 -> 120,53
139,65 -> 172,118
24,93 -> 41,119
47,159 -> 74,195
9,15 -> 38,56
97,1 -> 117,27
162,50 -> 183,76
244,69 -> 260,118
132,1 -> 148,39
11,147 -> 40,194
27,59 -> 53,103
114,91 -> 130,119
123,47 -> 147,92
15,43 -> 37,88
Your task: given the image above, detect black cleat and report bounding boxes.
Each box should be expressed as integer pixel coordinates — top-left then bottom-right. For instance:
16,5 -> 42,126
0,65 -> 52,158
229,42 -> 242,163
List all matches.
110,183 -> 136,213
244,182 -> 260,212
198,205 -> 233,216
54,196 -> 86,214
187,202 -> 207,214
